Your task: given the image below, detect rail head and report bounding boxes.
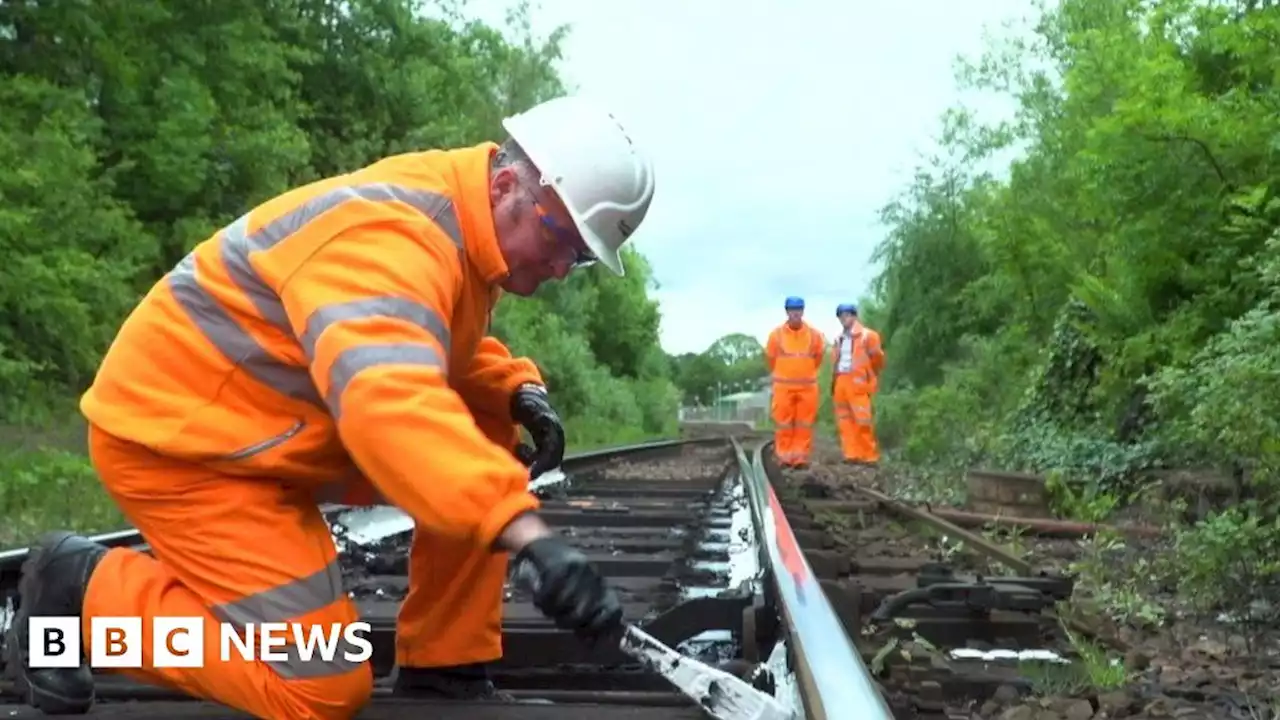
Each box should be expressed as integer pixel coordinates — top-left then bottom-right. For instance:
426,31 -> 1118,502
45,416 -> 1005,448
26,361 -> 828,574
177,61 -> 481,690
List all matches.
733,438 -> 895,720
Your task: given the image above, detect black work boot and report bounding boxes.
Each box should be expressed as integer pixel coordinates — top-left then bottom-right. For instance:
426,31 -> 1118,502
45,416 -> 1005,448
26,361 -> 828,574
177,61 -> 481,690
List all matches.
4,531 -> 108,715
393,664 -> 517,702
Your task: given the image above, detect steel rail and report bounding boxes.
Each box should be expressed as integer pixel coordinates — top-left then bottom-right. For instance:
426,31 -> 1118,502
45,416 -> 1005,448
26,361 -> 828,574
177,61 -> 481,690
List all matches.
732,437 -> 895,720
0,436 -> 719,573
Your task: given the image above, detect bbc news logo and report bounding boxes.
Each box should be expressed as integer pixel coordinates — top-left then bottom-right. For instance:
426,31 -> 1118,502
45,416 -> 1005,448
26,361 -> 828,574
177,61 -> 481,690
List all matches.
29,617 -> 373,668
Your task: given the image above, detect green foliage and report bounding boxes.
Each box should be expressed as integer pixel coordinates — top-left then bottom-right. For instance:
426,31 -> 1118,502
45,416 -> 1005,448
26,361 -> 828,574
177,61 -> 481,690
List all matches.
870,0 -> 1280,494
1067,530 -> 1169,630
868,0 -> 1280,631
0,448 -> 124,546
0,0 -> 679,535
1169,501 -> 1280,625
668,332 -> 768,405
1043,471 -> 1122,523
1147,234 -> 1280,476
491,248 -> 679,445
0,75 -> 152,417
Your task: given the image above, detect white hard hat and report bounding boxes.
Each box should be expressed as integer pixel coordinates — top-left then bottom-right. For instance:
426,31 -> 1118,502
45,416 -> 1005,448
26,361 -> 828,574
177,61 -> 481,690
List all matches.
502,96 -> 656,276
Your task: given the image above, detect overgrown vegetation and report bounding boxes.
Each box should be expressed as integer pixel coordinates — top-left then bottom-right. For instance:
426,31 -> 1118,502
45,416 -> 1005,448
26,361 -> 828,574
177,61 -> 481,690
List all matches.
0,0 -> 679,543
869,0 -> 1280,644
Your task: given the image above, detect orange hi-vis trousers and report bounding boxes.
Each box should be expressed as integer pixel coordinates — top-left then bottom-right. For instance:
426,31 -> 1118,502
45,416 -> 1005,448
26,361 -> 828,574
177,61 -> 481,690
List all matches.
833,373 -> 879,463
771,380 -> 819,466
82,423 -> 512,720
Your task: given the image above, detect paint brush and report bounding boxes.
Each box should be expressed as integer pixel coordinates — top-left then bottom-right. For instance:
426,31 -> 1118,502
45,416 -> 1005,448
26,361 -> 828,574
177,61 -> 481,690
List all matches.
618,623 -> 795,720
513,561 -> 794,720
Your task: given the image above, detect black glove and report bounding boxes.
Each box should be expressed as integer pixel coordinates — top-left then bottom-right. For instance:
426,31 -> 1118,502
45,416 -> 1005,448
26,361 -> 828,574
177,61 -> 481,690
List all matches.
510,384 -> 565,478
513,443 -> 538,467
514,536 -> 623,639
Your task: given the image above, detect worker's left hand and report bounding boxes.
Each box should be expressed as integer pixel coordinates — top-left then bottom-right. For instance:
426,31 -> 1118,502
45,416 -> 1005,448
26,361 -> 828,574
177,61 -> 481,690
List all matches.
511,384 -> 565,477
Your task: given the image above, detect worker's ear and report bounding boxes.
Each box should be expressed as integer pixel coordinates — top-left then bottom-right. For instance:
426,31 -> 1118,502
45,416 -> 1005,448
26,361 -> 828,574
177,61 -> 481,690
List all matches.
490,165 -> 521,205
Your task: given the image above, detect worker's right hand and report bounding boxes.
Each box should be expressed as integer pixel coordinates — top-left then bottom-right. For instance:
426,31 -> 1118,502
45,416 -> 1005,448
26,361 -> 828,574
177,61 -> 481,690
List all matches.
514,536 -> 623,639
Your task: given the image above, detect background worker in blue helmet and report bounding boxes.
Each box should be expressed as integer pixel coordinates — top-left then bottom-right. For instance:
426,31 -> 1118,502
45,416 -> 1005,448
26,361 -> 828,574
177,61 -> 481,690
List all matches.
830,302 -> 885,464
764,297 -> 825,467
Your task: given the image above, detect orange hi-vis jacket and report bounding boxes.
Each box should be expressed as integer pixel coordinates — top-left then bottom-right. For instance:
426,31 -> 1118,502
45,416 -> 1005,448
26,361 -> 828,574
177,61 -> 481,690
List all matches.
81,141 -> 544,549
832,326 -> 884,392
766,322 -> 824,383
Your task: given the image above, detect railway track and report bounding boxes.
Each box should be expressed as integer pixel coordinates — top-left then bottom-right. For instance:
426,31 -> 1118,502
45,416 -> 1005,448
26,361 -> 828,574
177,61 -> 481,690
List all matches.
768,453 -> 1083,719
0,434 -> 1079,719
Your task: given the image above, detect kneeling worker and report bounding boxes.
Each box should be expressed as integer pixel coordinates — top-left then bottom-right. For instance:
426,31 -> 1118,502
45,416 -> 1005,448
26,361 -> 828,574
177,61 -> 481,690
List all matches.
6,95 -> 656,720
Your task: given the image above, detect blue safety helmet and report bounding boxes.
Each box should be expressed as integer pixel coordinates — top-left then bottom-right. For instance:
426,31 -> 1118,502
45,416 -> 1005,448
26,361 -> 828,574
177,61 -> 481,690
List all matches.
836,303 -> 858,316
784,296 -> 805,310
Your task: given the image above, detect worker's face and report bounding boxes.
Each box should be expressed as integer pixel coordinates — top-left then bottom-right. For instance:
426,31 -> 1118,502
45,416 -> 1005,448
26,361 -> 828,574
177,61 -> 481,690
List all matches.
491,165 -> 598,296
839,312 -> 857,329
786,309 -> 803,326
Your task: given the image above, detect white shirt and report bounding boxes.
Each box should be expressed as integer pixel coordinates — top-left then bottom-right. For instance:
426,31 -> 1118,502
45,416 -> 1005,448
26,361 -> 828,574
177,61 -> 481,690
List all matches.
835,330 -> 858,373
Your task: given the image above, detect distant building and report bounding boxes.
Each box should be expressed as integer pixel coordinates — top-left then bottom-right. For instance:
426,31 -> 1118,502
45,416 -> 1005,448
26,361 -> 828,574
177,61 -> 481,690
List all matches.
712,387 -> 769,424
678,375 -> 773,425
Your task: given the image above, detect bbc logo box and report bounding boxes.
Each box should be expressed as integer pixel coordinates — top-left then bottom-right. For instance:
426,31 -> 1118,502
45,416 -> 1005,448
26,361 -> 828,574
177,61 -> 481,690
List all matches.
29,617 -> 203,668
30,617 -> 373,669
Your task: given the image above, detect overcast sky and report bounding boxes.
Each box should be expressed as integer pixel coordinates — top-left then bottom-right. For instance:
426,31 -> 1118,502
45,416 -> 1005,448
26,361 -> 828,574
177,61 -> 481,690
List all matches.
470,0 -> 1030,354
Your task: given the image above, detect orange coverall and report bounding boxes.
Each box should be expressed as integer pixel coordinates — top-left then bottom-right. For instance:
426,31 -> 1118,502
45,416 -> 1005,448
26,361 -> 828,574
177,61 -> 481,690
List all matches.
765,323 -> 824,466
831,326 -> 885,463
78,142 -> 543,720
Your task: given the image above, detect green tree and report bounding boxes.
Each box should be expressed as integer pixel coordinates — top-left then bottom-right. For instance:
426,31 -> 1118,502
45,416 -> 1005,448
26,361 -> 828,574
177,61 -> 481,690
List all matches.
868,0 -> 1280,487
669,332 -> 767,405
0,0 -> 680,542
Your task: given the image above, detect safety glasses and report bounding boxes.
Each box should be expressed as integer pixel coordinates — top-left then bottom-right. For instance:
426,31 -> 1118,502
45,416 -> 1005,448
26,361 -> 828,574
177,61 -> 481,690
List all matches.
519,176 -> 598,269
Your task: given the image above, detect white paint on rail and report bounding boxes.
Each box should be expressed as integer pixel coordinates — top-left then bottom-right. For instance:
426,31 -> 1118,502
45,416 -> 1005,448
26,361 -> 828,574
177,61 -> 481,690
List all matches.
726,471 -> 762,591
764,638 -> 802,715
329,467 -> 571,548
0,596 -> 11,640
674,471 -> 766,663
949,648 -> 1069,663
679,472 -> 761,598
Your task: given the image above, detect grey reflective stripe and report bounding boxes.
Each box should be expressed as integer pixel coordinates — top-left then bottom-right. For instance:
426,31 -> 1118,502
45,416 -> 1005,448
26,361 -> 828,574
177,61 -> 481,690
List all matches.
326,343 -> 447,417
234,182 -> 463,256
224,626 -> 368,679
270,632 -> 368,679
222,214 -> 291,331
301,297 -> 453,416
300,297 -> 451,360
169,255 -> 325,407
212,560 -> 362,677
212,560 -> 345,628
166,182 -> 464,407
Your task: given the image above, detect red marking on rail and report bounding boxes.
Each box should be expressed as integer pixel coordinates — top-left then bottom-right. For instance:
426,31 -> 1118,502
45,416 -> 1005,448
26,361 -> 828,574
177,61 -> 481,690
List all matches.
767,484 -> 809,598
